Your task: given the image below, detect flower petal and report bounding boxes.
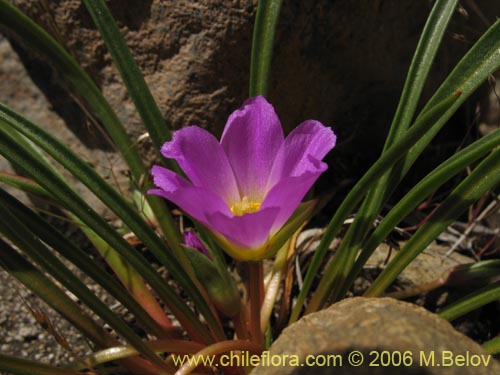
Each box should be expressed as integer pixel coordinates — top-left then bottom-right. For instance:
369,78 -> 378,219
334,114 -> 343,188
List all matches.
184,230 -> 210,258
221,96 -> 284,201
268,120 -> 336,188
149,166 -> 232,226
207,207 -> 280,250
160,126 -> 239,204
261,159 -> 328,233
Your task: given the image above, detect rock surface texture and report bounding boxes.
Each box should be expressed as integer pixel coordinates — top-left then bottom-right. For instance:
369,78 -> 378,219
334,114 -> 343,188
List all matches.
4,0 -> 499,160
251,298 -> 500,375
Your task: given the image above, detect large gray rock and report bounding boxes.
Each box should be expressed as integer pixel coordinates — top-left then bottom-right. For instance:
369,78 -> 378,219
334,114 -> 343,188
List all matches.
7,0 -> 256,141
4,0 -> 499,166
2,1 -> 499,220
251,298 -> 499,375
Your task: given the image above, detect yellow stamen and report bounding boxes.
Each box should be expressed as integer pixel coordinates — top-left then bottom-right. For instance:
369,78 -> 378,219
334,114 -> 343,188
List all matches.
230,196 -> 261,216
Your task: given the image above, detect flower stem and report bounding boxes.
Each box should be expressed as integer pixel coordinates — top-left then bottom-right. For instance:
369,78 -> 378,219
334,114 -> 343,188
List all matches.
232,310 -> 249,340
247,261 -> 264,345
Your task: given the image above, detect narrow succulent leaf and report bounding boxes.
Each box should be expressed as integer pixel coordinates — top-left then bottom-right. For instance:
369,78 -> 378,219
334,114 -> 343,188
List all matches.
0,172 -> 48,198
483,336 -> 500,355
438,281 -> 500,321
0,102 -> 190,295
249,0 -> 283,96
0,354 -> 83,375
1,105 -> 181,329
1,230 -> 168,373
0,210 -> 170,372
338,0 -> 458,227
364,148 -> 500,297
315,205 -> 367,306
369,16 -> 500,216
297,17 -> 500,318
0,104 -> 223,341
0,0 -> 143,179
341,129 -> 500,296
328,12 -> 500,307
0,238 -> 116,349
83,226 -> 177,337
0,0 -> 184,269
79,339 -> 205,369
0,117 -> 61,181
182,245 -> 241,317
384,0 -> 459,147
0,125 -> 215,343
402,17 -> 500,178
1,160 -> 175,335
319,0 -> 468,305
132,185 -> 158,228
0,188 -> 175,340
444,260 -> 500,286
290,92 -> 460,321
81,0 -> 178,171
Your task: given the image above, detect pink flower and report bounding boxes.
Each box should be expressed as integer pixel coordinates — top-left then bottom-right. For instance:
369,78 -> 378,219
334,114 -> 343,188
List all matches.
183,230 -> 210,259
149,96 -> 336,260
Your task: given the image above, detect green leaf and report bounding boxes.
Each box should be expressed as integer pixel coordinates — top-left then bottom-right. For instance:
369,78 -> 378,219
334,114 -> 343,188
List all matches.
384,0 -> 459,143
0,0 -> 185,268
313,0 -> 458,305
483,336 -> 500,355
0,188 -> 174,339
0,0 -> 143,180
0,203 -> 170,372
364,148 -> 500,297
0,103 -> 223,342
249,0 -> 283,96
0,119 -> 216,343
78,339 -> 204,369
0,172 -> 48,199
291,92 -> 460,320
0,354 -> 83,375
342,129 -> 500,295
370,13 -> 500,216
82,224 -> 178,338
0,238 -> 116,349
293,14 -> 500,320
390,16 -> 500,188
438,281 -> 500,321
444,260 -> 500,286
80,0 -> 178,170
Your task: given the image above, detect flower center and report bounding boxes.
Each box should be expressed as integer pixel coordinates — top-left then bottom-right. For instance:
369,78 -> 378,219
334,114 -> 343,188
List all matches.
230,196 -> 261,216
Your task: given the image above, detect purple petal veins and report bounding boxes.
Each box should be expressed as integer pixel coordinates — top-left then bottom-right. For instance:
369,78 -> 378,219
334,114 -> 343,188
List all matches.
221,96 -> 284,201
184,230 -> 210,258
148,95 -> 336,256
161,126 -> 240,204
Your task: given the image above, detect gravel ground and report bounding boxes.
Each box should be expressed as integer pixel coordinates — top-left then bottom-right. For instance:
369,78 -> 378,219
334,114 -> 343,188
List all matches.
1,210 -> 499,374
0,267 -> 92,370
